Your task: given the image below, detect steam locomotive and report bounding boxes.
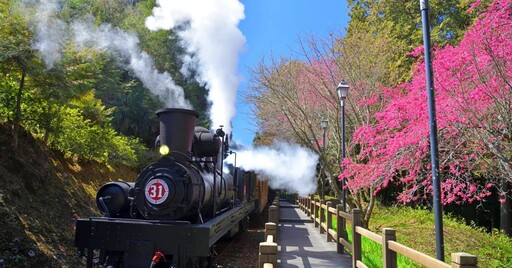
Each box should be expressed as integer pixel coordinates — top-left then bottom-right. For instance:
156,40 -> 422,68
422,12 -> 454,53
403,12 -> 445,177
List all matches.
74,108 -> 263,268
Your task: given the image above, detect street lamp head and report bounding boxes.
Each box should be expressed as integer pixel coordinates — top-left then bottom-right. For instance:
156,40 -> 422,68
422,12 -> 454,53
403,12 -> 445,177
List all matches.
336,80 -> 350,100
320,118 -> 328,130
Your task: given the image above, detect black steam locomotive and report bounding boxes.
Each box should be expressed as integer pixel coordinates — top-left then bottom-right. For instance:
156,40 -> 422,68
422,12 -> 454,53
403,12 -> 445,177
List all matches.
74,108 -> 259,268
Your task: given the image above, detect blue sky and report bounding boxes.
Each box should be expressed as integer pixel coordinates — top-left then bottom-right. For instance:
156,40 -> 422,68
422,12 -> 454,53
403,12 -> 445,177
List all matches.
233,0 -> 350,146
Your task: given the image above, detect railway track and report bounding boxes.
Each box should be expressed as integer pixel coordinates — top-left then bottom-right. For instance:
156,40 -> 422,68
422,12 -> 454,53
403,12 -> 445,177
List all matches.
216,209 -> 268,267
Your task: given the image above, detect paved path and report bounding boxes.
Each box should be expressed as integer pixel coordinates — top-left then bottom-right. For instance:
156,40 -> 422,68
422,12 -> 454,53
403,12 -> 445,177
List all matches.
277,200 -> 352,268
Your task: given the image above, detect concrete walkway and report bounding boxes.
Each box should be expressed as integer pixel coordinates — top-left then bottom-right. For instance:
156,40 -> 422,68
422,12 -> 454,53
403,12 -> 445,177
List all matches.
278,200 -> 352,268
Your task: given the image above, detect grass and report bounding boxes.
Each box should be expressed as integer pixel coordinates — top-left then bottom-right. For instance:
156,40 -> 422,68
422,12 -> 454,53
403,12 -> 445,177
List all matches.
370,206 -> 512,268
328,215 -> 420,267
308,199 -> 512,268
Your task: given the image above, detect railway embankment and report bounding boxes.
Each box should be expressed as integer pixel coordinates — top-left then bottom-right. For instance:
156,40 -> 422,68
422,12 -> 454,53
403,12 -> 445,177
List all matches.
0,122 -> 138,267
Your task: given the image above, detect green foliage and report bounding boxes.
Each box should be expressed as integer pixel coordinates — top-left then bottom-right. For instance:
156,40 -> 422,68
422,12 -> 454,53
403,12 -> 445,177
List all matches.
0,74 -> 19,121
62,0 -> 95,18
47,106 -> 143,165
69,89 -> 114,125
345,0 -> 490,84
0,0 -> 212,165
0,2 -> 33,68
358,233 -> 420,267
118,0 -> 211,127
0,1 -> 137,164
61,0 -> 211,141
111,82 -> 162,146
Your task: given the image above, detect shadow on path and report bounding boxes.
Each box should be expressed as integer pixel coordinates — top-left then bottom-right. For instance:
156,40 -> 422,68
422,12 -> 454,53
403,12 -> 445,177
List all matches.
278,201 -> 351,268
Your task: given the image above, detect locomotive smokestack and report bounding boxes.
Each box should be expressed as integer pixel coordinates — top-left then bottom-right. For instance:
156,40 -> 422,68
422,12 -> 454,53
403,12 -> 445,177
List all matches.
156,108 -> 198,156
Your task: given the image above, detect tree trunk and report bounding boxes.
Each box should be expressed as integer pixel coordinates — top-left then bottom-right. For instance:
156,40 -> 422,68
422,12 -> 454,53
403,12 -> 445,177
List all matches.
12,69 -> 26,152
500,179 -> 512,236
324,166 -> 341,199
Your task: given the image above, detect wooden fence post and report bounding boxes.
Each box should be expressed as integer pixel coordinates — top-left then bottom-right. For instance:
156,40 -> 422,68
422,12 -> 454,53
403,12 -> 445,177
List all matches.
303,196 -> 307,213
336,204 -> 344,254
269,205 -> 278,224
305,196 -> 309,215
352,208 -> 362,268
451,253 -> 477,268
265,222 -> 277,240
272,198 -> 279,222
258,235 -> 277,268
309,194 -> 314,218
326,201 -> 333,242
382,228 -> 397,268
313,198 -> 319,227
320,200 -> 326,233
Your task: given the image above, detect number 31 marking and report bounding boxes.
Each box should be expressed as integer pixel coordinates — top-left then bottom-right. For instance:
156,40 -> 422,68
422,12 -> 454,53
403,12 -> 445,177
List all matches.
145,179 -> 169,204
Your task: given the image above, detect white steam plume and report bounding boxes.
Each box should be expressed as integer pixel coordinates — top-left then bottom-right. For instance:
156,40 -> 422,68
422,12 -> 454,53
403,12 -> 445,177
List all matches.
145,0 -> 246,132
25,0 -> 190,108
72,21 -> 191,108
31,0 -> 66,68
226,142 -> 319,196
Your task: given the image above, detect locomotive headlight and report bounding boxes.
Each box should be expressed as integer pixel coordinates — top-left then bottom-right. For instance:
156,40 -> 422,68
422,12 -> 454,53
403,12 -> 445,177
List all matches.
159,145 -> 170,156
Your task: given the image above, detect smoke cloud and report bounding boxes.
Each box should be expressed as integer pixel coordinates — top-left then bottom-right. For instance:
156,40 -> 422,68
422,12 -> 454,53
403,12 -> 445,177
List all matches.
145,0 -> 246,132
26,0 -> 320,197
25,0 -> 190,108
226,142 -> 319,196
72,21 -> 191,108
31,0 -> 66,68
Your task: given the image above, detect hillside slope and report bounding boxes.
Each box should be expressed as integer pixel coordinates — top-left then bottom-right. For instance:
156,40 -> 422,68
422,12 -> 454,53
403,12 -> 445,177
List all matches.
0,123 -> 138,267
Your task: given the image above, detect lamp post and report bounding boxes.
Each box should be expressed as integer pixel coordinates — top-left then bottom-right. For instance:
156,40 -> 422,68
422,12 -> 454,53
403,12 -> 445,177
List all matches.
420,0 -> 444,260
320,118 -> 328,200
336,80 -> 349,211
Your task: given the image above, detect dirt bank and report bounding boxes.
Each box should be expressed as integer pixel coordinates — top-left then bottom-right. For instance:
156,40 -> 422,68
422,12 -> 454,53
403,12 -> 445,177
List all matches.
0,123 -> 138,267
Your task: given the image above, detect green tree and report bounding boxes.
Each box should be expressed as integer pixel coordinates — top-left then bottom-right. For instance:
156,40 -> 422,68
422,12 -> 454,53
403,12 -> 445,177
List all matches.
1,0 -> 211,165
0,1 -> 36,151
346,0 -> 490,83
119,0 -> 211,127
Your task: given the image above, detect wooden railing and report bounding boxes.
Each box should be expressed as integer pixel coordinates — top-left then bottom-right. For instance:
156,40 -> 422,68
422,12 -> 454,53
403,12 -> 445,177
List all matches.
297,195 -> 477,268
258,197 -> 280,268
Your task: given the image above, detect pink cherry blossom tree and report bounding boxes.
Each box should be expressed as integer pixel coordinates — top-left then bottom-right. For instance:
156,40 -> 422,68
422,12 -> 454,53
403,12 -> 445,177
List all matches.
344,0 -> 511,233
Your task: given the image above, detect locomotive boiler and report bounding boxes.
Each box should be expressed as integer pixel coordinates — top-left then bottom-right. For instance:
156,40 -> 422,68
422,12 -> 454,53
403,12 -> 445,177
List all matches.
74,108 -> 262,268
